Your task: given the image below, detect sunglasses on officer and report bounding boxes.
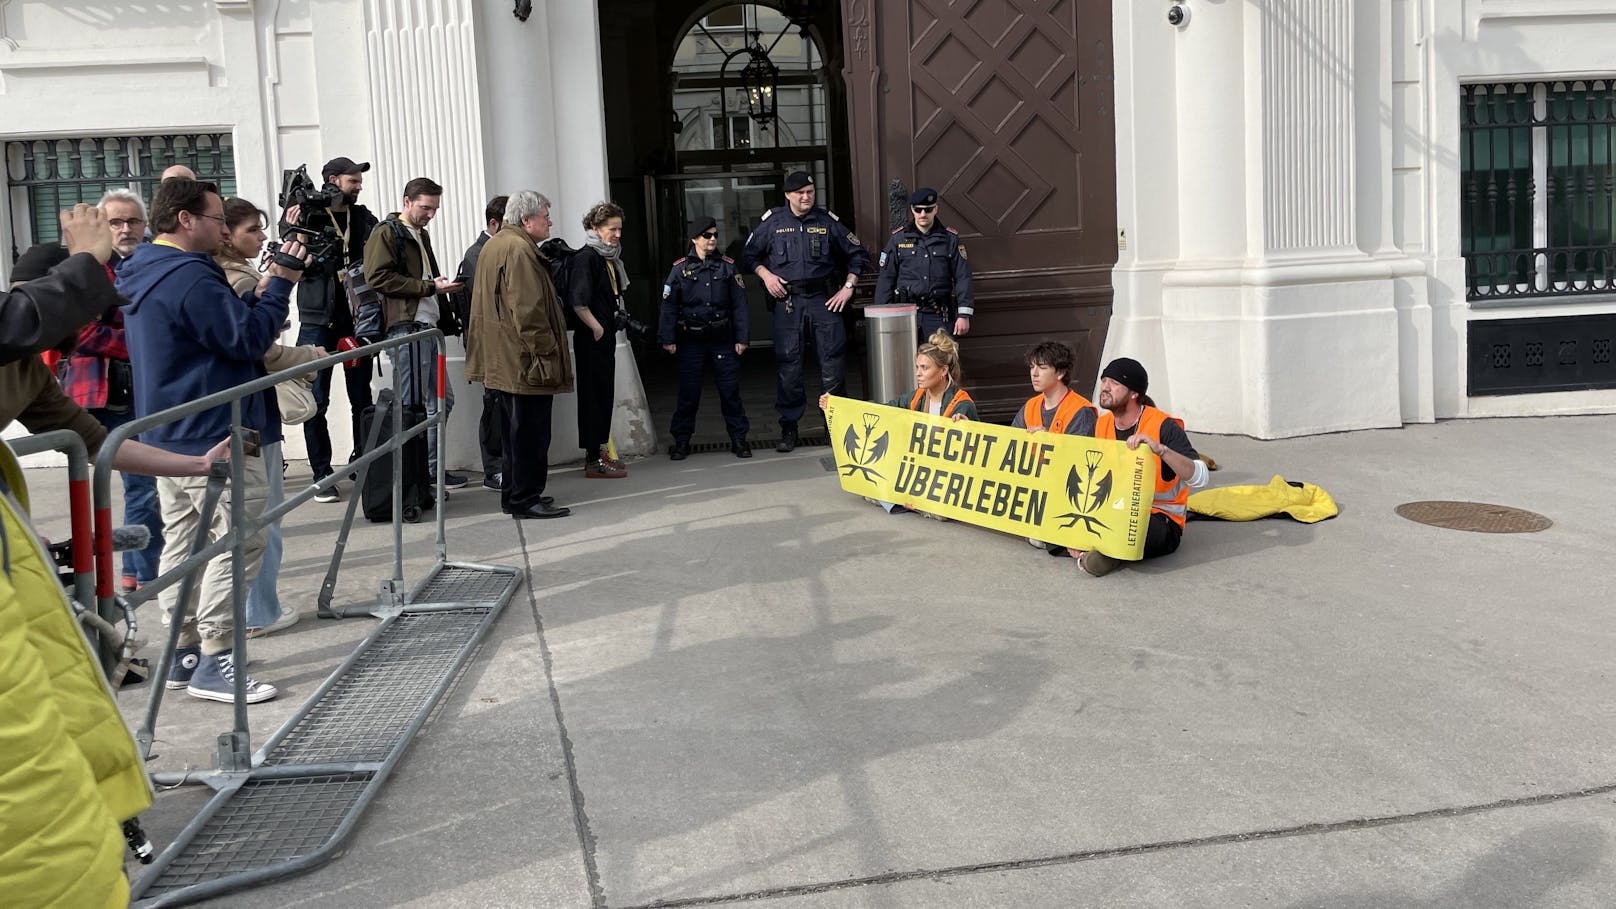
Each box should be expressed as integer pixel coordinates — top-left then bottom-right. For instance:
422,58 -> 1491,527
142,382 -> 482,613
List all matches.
911,205 -> 937,214
698,230 -> 718,240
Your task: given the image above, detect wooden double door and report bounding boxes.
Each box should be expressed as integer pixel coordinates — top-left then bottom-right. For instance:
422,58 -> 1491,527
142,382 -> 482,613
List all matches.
842,0 -> 1116,419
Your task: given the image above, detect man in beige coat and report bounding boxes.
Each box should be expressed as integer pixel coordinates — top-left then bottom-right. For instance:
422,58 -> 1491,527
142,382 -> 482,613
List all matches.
466,190 -> 575,519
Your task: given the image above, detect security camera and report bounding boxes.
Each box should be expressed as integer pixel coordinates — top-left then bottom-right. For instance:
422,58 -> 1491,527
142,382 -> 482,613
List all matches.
1167,4 -> 1189,26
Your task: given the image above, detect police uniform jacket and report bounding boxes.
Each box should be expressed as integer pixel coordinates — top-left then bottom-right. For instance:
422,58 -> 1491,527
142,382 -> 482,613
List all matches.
739,205 -> 870,291
658,252 -> 749,346
873,220 -> 974,318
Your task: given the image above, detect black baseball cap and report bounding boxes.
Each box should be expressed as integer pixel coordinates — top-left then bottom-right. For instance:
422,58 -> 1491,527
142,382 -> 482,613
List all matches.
687,216 -> 718,238
322,157 -> 371,178
783,170 -> 814,192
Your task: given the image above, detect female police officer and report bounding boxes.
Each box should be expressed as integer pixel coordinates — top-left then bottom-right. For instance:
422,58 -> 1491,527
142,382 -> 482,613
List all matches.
659,216 -> 751,460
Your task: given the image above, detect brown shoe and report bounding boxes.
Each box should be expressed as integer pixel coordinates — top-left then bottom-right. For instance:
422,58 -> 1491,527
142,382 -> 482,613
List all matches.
585,458 -> 626,479
1078,550 -> 1121,577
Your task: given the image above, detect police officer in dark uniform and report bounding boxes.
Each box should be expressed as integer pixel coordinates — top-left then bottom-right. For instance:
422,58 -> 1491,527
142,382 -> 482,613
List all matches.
873,187 -> 974,342
659,216 -> 751,461
741,170 -> 871,452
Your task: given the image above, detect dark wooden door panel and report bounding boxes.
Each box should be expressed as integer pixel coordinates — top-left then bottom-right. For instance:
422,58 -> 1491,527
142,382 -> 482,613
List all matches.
845,0 -> 1116,417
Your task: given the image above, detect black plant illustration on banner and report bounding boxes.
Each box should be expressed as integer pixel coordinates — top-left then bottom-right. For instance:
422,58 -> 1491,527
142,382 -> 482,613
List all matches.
841,413 -> 889,483
1056,450 -> 1111,533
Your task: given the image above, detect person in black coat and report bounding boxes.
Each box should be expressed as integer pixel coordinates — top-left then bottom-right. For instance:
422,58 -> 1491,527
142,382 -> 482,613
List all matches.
568,201 -> 631,478
658,216 -> 751,460
454,195 -> 509,488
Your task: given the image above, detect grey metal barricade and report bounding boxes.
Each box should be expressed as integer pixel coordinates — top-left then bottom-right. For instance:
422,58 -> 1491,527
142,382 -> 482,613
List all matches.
74,327 -> 523,907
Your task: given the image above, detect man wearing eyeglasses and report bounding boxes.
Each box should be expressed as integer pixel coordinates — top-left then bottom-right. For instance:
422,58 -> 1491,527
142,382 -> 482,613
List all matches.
873,187 -> 974,343
54,189 -> 166,594
741,170 -> 871,453
119,177 -> 309,703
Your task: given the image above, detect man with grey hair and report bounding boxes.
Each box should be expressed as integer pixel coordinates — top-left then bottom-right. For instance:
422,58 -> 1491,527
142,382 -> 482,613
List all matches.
56,188 -> 165,592
466,190 -> 574,519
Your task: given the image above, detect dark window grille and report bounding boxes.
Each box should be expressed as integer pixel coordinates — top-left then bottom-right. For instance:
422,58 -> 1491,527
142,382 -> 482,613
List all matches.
1461,80 -> 1616,300
5,133 -> 236,259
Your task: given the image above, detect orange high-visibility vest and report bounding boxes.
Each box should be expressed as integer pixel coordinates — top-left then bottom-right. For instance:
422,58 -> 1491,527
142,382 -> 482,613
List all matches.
1096,405 -> 1190,528
1021,389 -> 1092,434
910,387 -> 973,418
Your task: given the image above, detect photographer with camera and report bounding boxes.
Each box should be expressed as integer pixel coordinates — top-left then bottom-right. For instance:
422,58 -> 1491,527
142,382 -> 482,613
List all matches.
873,187 -> 974,343
279,157 -> 378,503
567,201 -> 637,479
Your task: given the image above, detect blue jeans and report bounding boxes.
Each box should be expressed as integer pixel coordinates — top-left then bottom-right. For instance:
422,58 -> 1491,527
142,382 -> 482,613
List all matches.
297,322 -> 375,477
245,441 -> 284,628
90,407 -> 164,583
386,323 -> 453,476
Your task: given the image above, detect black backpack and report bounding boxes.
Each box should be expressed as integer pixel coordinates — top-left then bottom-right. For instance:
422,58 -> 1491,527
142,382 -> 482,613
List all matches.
538,238 -> 585,332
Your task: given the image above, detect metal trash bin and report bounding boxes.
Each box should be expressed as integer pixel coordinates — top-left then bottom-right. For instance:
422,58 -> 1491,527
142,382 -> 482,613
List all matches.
864,304 -> 917,404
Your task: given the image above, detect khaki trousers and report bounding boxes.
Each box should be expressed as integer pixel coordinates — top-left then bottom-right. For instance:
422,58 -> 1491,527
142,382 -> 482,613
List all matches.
156,456 -> 268,655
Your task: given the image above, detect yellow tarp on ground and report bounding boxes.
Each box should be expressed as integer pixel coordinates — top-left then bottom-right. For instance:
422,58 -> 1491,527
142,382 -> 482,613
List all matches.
1187,474 -> 1339,523
823,395 -> 1156,560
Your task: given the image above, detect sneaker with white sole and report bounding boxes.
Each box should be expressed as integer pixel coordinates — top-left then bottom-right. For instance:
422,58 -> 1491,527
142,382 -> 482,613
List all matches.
186,650 -> 278,703
1027,537 -> 1052,550
312,471 -> 340,503
166,645 -> 201,690
246,608 -> 299,639
1078,549 -> 1121,577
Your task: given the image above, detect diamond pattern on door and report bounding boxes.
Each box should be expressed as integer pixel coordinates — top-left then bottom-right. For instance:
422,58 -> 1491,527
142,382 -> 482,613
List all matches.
908,0 -> 1082,237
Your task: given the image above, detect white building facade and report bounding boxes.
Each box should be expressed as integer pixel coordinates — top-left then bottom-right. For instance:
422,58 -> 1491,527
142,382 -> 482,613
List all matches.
2,0 -> 1611,454
0,0 -> 649,467
1108,0 -> 1616,437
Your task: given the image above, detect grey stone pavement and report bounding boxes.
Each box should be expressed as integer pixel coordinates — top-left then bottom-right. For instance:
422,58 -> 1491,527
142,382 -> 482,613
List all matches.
18,413 -> 1616,908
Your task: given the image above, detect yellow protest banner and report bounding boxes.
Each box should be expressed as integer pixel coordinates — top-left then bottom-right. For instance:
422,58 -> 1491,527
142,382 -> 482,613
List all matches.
823,395 -> 1156,560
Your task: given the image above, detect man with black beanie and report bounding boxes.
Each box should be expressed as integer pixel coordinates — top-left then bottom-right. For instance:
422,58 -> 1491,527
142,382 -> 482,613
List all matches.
1079,357 -> 1209,576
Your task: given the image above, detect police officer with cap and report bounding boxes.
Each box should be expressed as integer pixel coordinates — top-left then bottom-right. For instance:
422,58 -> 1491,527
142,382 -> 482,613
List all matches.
659,215 -> 751,460
741,170 -> 871,452
874,186 -> 974,341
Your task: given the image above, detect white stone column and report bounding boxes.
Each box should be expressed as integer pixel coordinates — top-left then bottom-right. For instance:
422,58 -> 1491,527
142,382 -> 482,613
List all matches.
1142,0 -> 1409,437
475,0 -> 656,460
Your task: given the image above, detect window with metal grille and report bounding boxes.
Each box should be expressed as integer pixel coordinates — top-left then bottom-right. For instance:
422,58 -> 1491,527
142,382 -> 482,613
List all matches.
1461,80 -> 1616,301
5,133 -> 236,259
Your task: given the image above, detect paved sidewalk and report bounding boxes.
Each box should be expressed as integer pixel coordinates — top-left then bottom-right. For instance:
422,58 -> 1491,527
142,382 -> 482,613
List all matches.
20,414 -> 1616,907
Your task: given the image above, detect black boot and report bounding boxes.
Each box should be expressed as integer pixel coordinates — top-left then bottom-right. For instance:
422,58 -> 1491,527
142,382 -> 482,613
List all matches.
731,438 -> 753,459
775,423 -> 799,453
669,439 -> 691,461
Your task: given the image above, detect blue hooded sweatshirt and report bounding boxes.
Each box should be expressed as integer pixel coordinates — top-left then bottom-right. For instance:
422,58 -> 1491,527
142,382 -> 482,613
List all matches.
118,242 -> 291,455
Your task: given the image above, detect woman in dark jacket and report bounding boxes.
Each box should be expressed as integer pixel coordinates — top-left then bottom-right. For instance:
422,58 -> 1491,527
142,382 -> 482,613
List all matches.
659,215 -> 750,460
569,201 -> 630,478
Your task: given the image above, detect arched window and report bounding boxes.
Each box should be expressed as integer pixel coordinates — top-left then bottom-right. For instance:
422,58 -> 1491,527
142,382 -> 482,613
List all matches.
671,4 -> 826,154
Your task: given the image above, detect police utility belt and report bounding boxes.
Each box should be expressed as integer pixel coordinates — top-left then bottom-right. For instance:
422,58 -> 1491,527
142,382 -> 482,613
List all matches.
894,289 -> 949,315
676,313 -> 732,341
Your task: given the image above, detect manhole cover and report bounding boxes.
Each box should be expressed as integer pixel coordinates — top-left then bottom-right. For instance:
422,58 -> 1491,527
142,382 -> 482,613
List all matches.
1395,501 -> 1552,534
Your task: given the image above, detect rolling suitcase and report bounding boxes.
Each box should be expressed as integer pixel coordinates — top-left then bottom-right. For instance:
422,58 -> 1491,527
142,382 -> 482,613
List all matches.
360,344 -> 434,523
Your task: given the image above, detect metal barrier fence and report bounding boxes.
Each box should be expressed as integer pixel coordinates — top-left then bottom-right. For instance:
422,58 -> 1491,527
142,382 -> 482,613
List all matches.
93,328 -> 448,770
13,327 -> 525,907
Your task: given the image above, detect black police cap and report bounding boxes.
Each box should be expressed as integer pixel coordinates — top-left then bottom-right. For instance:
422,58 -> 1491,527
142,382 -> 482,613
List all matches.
687,216 -> 718,238
909,187 -> 939,207
783,170 -> 814,192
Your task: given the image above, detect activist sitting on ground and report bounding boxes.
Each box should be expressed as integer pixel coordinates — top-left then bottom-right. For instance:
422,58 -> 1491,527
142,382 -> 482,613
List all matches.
1013,340 -> 1096,550
821,329 -> 976,515
1059,357 -> 1208,576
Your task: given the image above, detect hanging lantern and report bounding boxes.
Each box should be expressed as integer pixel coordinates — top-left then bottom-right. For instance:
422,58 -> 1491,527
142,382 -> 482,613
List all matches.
738,46 -> 779,126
